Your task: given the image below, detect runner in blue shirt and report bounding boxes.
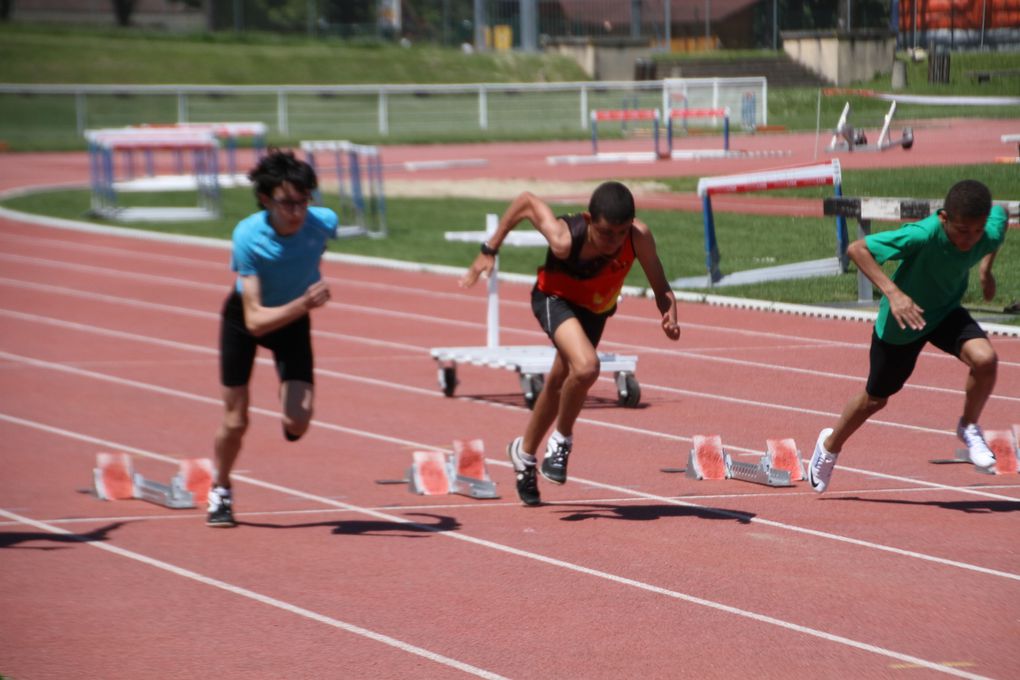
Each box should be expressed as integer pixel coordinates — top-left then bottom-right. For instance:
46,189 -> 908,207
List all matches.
209,150 -> 338,526
809,179 -> 1006,493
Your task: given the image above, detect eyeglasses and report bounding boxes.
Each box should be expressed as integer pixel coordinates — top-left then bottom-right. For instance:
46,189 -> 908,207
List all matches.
270,196 -> 310,210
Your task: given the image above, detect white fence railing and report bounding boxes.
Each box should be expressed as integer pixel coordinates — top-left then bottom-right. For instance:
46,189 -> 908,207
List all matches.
0,78 -> 767,141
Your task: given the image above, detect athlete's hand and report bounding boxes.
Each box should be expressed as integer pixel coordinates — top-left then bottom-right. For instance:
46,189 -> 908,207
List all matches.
459,253 -> 495,288
980,269 -> 996,302
887,289 -> 924,331
303,280 -> 331,310
661,310 -> 680,341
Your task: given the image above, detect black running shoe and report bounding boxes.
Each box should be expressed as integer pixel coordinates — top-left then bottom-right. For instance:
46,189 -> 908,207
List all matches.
540,437 -> 572,485
507,437 -> 541,506
206,487 -> 236,527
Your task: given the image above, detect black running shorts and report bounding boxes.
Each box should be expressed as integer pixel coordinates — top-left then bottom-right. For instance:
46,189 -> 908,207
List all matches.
531,286 -> 613,348
219,291 -> 314,387
866,306 -> 987,398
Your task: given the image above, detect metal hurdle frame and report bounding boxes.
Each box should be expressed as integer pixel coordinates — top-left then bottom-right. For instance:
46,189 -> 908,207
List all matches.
589,108 -> 662,157
827,101 -> 914,153
301,139 -> 388,239
672,160 -> 848,289
665,106 -> 730,157
430,214 -> 641,409
823,196 -> 1020,304
86,127 -> 222,222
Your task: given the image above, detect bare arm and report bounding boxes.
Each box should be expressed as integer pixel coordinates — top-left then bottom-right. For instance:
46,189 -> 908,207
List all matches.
979,250 -> 998,301
632,219 -> 680,340
459,191 -> 570,288
239,275 -> 330,337
847,239 -> 925,331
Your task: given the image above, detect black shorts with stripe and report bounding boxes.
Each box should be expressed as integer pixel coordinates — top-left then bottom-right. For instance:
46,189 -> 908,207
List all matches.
219,291 -> 314,387
531,286 -> 614,348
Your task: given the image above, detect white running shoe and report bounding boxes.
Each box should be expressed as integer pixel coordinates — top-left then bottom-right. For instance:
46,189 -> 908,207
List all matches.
808,428 -> 837,493
956,420 -> 996,469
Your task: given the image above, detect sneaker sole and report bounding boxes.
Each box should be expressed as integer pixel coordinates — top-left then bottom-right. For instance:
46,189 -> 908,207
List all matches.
539,466 -> 566,485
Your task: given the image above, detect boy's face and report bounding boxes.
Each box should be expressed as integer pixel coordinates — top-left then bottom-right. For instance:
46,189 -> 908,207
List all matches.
261,181 -> 310,236
585,213 -> 632,255
939,210 -> 987,252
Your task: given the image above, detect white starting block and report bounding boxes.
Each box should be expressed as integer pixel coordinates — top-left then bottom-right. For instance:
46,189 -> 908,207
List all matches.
683,435 -> 800,487
395,439 -> 499,499
827,101 -> 913,153
930,425 -> 1020,475
431,214 -> 641,409
93,453 -> 213,509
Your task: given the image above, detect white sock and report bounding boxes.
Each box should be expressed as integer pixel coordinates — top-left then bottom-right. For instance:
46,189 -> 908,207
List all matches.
519,450 -> 537,467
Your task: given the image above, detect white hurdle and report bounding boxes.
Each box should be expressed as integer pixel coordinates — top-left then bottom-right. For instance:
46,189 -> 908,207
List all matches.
430,214 -> 642,409
674,160 -> 847,289
301,139 -> 387,239
86,127 -> 221,222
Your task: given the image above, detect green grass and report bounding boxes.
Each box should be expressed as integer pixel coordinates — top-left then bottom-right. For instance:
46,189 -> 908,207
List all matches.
3,164 -> 1017,322
0,24 -> 1017,150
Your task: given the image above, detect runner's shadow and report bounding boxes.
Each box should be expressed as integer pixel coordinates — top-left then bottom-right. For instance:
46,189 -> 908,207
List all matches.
0,521 -> 127,550
832,496 -> 1020,514
556,504 -> 753,524
239,513 -> 460,537
465,393 -> 647,410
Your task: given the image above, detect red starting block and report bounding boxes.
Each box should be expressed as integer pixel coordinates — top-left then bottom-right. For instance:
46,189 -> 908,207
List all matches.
685,435 -> 797,487
931,425 -> 1020,475
401,439 -> 500,499
93,453 -> 214,508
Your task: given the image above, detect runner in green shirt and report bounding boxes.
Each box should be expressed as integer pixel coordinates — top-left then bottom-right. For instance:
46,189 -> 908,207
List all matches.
808,179 -> 1007,492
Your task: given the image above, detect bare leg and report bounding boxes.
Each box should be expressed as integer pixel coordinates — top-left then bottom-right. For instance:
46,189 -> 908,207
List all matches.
958,337 -> 997,425
214,385 -> 249,488
280,380 -> 314,439
522,319 -> 599,453
824,390 -> 888,454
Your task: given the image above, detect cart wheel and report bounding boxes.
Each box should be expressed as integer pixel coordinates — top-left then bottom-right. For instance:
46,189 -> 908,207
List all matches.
522,373 -> 544,410
616,372 -> 641,408
438,366 -> 457,397
901,127 -> 914,150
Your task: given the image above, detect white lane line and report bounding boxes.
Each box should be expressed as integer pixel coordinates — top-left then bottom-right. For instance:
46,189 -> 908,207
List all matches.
0,507 -> 509,680
0,417 -> 1000,680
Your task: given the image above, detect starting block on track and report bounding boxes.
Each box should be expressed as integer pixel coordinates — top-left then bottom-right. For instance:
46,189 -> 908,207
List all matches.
931,426 -> 1020,475
400,439 -> 500,499
93,453 -> 213,508
684,435 -> 799,487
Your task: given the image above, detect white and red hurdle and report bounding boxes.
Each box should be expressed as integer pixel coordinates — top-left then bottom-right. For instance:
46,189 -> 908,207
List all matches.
673,160 -> 848,289
86,126 -> 222,222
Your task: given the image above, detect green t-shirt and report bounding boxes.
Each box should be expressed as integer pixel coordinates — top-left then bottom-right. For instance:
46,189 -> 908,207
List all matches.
865,205 -> 1007,344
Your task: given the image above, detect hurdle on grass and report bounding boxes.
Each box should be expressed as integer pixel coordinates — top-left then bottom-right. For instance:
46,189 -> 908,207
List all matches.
998,134 -> 1020,163
673,160 -> 847,289
589,108 -> 663,157
824,196 -> 1020,303
301,140 -> 387,239
137,122 -> 267,182
665,106 -> 730,157
86,127 -> 221,222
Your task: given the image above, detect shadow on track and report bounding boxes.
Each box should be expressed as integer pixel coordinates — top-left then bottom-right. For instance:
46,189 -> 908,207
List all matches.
238,512 -> 461,537
831,496 -> 1020,514
555,503 -> 754,524
0,521 -> 128,550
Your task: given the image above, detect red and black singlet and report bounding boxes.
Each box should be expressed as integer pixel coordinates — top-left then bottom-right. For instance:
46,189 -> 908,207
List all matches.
535,213 -> 635,314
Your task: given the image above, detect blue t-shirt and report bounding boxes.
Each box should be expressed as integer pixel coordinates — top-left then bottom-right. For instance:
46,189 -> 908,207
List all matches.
231,206 -> 338,307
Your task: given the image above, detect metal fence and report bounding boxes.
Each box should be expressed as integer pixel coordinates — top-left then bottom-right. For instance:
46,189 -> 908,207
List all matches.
0,78 -> 768,149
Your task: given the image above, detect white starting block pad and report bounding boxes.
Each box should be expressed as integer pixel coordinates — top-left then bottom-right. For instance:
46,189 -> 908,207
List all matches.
402,439 -> 499,499
432,214 -> 641,409
827,101 -> 913,153
683,435 -> 802,487
93,452 -> 213,509
930,425 -> 1020,475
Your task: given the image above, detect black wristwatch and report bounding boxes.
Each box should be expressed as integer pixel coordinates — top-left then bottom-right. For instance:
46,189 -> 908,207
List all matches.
480,242 -> 499,256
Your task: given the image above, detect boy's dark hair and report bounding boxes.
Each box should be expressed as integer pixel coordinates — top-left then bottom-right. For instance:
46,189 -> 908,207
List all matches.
248,149 -> 318,207
588,181 -> 635,225
943,179 -> 992,220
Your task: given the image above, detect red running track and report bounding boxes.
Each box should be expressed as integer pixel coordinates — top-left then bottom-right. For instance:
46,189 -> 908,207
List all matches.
1,126 -> 1019,679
